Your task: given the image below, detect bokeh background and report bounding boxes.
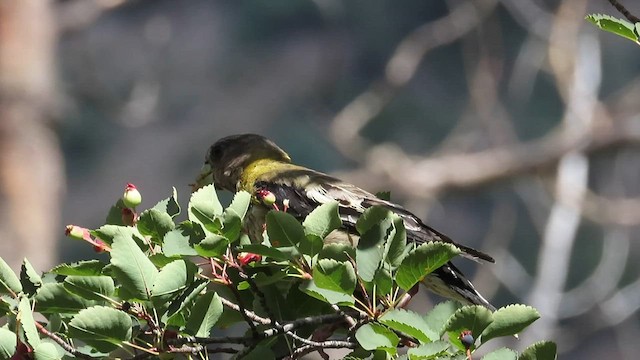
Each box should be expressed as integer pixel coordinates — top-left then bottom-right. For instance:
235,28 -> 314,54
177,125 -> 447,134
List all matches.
1,0 -> 640,358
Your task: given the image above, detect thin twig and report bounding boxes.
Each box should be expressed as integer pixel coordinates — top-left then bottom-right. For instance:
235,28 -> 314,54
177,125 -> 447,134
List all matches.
35,322 -> 93,359
607,0 -> 640,23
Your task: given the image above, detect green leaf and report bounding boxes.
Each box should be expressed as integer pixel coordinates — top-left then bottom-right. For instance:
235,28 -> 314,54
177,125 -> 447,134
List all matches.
312,259 -> 356,295
384,216 -> 407,267
586,14 -> 639,43
318,243 -> 355,263
153,187 -> 180,218
188,184 -> 223,229
35,283 -> 95,313
518,341 -> 557,360
18,297 -> 40,346
356,217 -> 392,282
221,209 -> 242,242
137,209 -> 175,242
20,259 -> 42,295
375,191 -> 391,201
185,292 -> 223,337
299,280 -> 354,305
110,234 -> 158,300
0,327 -> 17,359
194,234 -> 230,257
63,276 -> 114,302
355,323 -> 399,355
444,305 -> 493,351
151,260 -> 193,298
266,211 -> 305,251
227,191 -> 251,221
407,340 -> 449,359
166,279 -> 208,319
356,206 -> 391,235
303,201 -> 342,239
0,257 -> 22,294
33,341 -> 61,360
424,300 -> 462,337
480,305 -> 540,343
239,244 -> 290,261
373,267 -> 393,296
483,348 -> 517,360
105,199 -> 127,226
396,242 -> 460,291
163,228 -> 199,257
49,260 -> 105,276
68,306 -> 132,353
91,225 -> 145,247
379,309 -> 435,344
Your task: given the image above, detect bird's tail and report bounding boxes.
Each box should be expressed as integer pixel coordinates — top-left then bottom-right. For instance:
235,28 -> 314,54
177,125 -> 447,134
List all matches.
422,262 -> 496,311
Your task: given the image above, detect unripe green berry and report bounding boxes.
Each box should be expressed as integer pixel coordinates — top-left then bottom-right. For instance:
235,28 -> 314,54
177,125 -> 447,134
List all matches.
123,183 -> 142,208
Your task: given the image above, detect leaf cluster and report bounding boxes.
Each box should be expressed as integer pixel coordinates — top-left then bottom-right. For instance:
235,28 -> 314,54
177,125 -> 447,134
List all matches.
0,185 -> 557,359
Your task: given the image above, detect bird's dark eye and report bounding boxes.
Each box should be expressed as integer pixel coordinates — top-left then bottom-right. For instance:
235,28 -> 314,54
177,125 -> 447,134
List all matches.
209,145 -> 223,161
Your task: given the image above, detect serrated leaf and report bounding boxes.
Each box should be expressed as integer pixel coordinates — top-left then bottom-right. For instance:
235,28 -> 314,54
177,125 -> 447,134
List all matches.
49,260 -> 106,276
380,309 -> 435,344
105,199 -> 127,226
239,244 -> 290,261
480,305 -> 540,343
185,292 -> 223,337
35,283 -> 95,313
444,305 -> 493,351
385,216 -> 407,267
356,218 -> 391,282
227,191 -> 251,221
20,259 -> 42,295
483,348 -> 517,360
373,266 -> 393,296
91,225 -> 145,247
0,257 -> 22,294
68,306 -> 132,353
110,234 -> 158,300
318,243 -> 355,262
163,228 -> 199,257
18,297 -> 39,346
153,187 -> 180,217
137,209 -> 175,242
151,260 -> 192,298
194,234 -> 229,257
424,300 -> 462,336
63,276 -> 115,302
396,242 -> 460,291
303,201 -> 342,239
356,206 -> 392,235
33,341 -> 61,360
221,208 -> 242,242
407,340 -> 449,359
266,211 -> 305,252
188,184 -> 223,228
0,327 -> 17,359
355,323 -> 399,355
166,279 -> 208,319
312,259 -> 356,295
586,14 -> 639,43
518,341 -> 557,360
299,280 -> 354,305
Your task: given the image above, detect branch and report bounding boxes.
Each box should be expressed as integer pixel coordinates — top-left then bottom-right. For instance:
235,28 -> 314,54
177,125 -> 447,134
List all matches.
329,0 -> 498,159
607,0 -> 640,23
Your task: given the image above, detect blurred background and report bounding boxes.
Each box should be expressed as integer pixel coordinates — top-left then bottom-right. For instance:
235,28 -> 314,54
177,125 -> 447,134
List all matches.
1,0 -> 639,358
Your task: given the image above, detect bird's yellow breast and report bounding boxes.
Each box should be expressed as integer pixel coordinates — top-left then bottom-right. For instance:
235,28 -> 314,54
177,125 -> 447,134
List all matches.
238,159 -> 303,193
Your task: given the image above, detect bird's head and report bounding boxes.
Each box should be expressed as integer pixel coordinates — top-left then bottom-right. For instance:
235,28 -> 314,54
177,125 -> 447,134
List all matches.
193,134 -> 291,192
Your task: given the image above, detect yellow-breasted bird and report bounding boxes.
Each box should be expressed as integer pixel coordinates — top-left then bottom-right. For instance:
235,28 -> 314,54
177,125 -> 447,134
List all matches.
195,133 -> 496,310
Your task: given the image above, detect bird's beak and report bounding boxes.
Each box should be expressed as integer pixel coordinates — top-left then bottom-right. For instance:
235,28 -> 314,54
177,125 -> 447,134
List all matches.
191,163 -> 214,192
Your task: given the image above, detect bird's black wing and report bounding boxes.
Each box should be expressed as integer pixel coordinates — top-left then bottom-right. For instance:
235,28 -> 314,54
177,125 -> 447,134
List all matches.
254,169 -> 494,263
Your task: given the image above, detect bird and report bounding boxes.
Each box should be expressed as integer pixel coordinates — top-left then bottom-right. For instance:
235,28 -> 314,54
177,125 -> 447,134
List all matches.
194,133 -> 496,310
